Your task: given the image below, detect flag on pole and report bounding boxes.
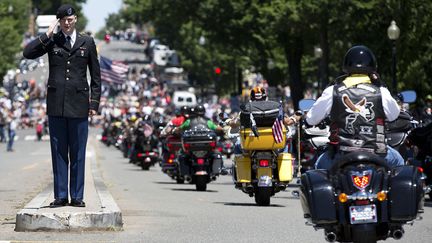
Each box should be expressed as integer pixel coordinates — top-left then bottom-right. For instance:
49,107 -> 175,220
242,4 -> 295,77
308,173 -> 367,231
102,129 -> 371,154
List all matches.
99,55 -> 129,84
272,105 -> 284,143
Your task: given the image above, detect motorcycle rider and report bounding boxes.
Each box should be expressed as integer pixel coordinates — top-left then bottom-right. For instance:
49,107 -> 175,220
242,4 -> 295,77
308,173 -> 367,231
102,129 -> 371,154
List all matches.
228,86 -> 294,154
160,105 -> 190,137
290,45 -> 404,169
174,104 -> 225,175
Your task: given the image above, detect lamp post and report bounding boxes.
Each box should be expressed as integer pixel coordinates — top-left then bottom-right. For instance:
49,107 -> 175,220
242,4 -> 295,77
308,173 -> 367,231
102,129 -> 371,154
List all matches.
387,20 -> 400,93
314,46 -> 323,93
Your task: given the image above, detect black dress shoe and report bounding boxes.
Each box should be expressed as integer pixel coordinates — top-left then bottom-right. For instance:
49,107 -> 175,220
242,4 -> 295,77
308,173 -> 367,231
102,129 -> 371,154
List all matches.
49,198 -> 68,208
70,199 -> 86,207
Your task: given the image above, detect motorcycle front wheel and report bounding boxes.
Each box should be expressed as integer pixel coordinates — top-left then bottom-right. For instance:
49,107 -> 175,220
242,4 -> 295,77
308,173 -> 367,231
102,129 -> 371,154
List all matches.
255,187 -> 272,206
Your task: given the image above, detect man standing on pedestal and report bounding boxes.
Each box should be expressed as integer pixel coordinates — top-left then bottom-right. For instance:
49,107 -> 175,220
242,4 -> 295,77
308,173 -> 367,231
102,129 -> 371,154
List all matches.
23,4 -> 101,207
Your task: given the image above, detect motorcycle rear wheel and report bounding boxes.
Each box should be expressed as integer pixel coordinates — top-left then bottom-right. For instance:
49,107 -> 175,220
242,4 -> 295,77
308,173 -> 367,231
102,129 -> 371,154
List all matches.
255,187 -> 272,206
195,176 -> 207,191
141,162 -> 151,170
352,225 -> 377,243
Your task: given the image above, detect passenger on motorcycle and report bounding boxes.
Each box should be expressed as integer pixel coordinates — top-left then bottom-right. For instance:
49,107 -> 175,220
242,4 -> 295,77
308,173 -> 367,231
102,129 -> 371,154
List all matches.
160,105 -> 191,137
174,104 -> 225,174
175,105 -> 222,134
292,45 -> 404,169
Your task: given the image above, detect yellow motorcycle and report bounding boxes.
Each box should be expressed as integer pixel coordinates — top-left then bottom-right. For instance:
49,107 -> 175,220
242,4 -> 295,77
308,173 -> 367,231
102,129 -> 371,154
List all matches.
228,101 -> 293,206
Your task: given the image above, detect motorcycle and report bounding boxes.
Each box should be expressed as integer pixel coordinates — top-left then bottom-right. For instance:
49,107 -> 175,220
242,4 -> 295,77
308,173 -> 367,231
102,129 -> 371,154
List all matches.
130,121 -> 159,170
301,152 -> 425,243
162,135 -> 184,183
299,91 -> 426,242
229,100 -> 293,206
179,126 -> 223,191
406,121 -> 432,199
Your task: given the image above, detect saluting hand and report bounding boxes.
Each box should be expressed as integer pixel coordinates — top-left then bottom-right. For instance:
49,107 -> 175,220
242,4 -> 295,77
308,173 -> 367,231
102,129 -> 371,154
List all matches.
46,19 -> 60,38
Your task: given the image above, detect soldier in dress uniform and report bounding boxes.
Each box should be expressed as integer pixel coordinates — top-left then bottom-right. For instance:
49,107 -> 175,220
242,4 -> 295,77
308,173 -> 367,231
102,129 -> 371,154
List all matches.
23,4 -> 101,207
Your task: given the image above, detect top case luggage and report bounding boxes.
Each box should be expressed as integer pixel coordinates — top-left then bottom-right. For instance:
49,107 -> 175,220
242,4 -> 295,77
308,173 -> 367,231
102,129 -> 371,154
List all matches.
182,128 -> 217,151
240,100 -> 280,128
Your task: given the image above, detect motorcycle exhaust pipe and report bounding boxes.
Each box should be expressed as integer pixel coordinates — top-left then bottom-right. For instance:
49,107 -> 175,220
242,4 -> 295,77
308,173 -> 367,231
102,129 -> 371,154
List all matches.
211,175 -> 217,181
325,232 -> 337,242
391,229 -> 404,240
185,175 -> 192,182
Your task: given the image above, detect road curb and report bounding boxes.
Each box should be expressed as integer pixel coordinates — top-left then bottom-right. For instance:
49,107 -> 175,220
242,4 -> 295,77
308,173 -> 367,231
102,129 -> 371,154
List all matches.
15,144 -> 123,231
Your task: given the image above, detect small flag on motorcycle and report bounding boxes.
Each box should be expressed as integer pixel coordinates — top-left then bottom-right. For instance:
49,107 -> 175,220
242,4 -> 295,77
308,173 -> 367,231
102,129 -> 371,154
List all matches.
272,105 -> 284,143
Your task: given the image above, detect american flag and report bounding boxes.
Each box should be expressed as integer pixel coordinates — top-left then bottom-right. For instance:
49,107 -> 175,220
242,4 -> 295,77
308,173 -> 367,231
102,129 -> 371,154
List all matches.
272,105 -> 284,143
99,56 -> 129,84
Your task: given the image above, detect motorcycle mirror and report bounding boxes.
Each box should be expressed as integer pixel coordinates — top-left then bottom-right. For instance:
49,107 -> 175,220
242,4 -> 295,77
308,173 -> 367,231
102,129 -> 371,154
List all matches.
298,99 -> 316,112
398,90 -> 416,103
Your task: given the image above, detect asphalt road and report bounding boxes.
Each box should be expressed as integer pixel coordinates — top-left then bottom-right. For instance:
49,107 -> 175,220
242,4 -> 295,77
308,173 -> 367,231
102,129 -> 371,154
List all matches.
1,40 -> 432,242
2,128 -> 432,242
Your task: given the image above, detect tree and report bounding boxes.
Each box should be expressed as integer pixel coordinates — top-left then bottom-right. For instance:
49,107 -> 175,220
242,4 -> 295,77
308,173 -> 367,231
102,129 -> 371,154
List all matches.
0,0 -> 31,86
119,0 -> 432,104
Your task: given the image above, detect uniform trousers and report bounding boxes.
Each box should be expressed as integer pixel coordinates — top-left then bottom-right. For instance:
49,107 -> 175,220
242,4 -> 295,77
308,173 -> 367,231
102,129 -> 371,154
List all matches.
48,116 -> 88,200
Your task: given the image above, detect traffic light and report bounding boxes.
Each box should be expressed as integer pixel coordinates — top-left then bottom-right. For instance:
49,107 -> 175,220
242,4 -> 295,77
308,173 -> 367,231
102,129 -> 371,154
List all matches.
214,67 -> 221,75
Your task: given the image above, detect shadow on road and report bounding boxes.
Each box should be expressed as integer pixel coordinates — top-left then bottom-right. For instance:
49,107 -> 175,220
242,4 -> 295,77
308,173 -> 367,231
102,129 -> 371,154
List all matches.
424,201 -> 432,207
153,181 -> 179,185
213,202 -> 285,207
170,188 -> 218,193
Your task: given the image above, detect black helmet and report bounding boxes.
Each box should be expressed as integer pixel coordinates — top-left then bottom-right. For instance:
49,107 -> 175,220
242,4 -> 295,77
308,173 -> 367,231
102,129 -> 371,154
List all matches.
193,105 -> 206,116
342,45 -> 377,75
180,105 -> 190,116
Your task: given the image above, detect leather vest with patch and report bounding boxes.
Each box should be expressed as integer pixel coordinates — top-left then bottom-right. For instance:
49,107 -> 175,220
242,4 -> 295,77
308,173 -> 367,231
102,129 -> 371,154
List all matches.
330,82 -> 387,155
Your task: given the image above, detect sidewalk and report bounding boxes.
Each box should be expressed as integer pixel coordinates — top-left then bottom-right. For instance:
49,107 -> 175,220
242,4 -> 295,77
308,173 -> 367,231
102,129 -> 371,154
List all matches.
15,140 -> 123,231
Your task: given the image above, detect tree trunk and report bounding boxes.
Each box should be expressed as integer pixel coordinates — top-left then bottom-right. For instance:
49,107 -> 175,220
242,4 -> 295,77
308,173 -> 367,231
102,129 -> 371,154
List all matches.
285,36 -> 304,110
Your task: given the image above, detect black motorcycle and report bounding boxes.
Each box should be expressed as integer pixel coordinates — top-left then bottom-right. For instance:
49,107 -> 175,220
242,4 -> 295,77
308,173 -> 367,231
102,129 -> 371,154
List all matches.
130,121 -> 159,170
300,152 -> 425,243
406,121 -> 432,199
179,127 -> 223,191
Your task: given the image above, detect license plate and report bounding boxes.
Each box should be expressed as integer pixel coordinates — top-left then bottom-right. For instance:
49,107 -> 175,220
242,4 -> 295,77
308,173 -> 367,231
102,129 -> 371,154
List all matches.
349,205 -> 377,224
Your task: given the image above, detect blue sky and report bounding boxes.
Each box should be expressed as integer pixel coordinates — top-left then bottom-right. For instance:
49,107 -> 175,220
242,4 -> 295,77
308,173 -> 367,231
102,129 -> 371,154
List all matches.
82,0 -> 123,33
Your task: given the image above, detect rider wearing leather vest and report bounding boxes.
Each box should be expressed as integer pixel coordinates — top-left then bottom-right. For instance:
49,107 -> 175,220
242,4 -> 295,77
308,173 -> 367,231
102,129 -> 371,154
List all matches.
299,45 -> 404,170
330,78 -> 387,155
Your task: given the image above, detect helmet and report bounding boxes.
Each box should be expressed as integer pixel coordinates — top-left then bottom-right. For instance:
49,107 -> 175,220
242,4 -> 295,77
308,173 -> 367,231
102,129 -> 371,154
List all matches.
128,114 -> 137,123
250,86 -> 267,101
180,105 -> 190,116
342,45 -> 377,75
193,105 -> 206,117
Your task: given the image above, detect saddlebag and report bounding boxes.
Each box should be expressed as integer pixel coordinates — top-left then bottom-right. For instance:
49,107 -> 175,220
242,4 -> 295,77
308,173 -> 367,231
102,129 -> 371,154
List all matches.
277,153 -> 293,182
182,129 -> 217,151
240,100 -> 280,128
235,154 -> 251,183
166,135 -> 182,152
389,165 -> 424,222
300,169 -> 337,225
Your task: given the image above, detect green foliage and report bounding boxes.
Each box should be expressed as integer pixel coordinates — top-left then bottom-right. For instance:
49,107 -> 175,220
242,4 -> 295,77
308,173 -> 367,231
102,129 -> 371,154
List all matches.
119,0 -> 432,104
0,0 -> 31,84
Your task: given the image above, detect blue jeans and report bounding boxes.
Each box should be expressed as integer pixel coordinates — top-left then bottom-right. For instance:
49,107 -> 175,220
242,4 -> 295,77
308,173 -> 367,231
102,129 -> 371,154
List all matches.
0,125 -> 5,142
315,146 -> 404,170
7,129 -> 15,151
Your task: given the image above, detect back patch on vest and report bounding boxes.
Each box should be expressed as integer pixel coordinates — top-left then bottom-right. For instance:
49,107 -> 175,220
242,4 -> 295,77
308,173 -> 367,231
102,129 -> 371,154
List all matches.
342,94 -> 375,133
